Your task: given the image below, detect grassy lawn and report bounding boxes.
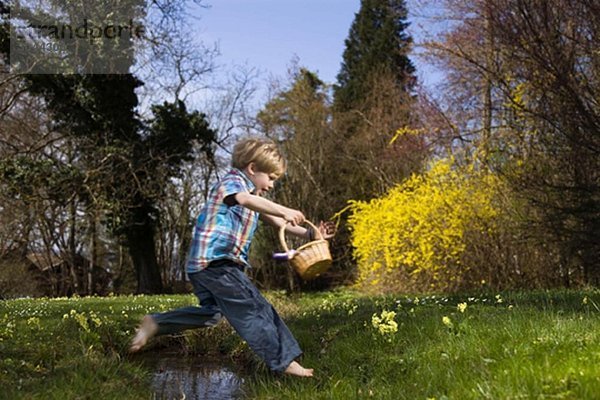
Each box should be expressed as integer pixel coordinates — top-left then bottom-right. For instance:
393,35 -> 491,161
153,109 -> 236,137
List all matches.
1,289 -> 600,399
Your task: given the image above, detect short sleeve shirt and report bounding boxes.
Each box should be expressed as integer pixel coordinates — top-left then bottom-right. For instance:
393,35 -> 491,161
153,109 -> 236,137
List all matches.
185,169 -> 259,273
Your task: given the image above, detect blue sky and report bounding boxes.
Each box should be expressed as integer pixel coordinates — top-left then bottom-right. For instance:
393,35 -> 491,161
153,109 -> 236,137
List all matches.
191,0 -> 445,97
195,0 -> 361,84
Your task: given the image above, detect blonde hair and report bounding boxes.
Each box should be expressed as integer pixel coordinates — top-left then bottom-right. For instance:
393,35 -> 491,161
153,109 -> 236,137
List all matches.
232,137 -> 286,176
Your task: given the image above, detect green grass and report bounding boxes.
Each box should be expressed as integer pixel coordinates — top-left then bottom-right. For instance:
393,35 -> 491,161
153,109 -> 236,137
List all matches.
1,289 -> 600,399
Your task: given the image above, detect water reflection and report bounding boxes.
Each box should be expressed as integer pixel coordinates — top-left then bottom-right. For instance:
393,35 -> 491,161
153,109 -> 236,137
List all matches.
139,352 -> 245,400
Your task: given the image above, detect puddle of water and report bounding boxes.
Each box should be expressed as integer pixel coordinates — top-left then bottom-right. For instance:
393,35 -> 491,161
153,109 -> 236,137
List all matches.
137,351 -> 246,400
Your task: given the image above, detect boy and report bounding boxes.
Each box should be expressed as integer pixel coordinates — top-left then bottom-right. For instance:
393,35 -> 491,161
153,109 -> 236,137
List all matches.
129,137 -> 335,377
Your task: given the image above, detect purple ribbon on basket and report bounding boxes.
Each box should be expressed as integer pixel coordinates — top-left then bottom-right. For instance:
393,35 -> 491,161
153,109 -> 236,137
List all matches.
272,250 -> 297,261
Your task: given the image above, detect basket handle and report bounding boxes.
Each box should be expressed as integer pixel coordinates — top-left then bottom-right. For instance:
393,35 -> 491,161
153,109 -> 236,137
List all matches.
278,219 -> 323,255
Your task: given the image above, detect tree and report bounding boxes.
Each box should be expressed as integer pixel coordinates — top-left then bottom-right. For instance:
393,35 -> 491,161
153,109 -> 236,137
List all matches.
0,1 -> 218,293
314,1 -> 428,284
144,100 -> 216,290
17,76 -> 217,294
422,0 -> 600,285
331,0 -> 423,201
488,0 -> 600,284
0,70 -> 94,296
334,0 -> 416,112
256,66 -> 338,288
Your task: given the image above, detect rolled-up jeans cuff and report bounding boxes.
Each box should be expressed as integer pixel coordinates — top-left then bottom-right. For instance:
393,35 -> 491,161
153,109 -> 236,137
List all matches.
275,350 -> 304,373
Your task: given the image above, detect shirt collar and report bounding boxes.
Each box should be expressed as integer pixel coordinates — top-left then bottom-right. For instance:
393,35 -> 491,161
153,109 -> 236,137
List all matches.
231,168 -> 256,194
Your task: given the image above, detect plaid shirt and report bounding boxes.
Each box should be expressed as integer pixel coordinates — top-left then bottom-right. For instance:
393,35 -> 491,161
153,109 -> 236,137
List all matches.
186,169 -> 259,273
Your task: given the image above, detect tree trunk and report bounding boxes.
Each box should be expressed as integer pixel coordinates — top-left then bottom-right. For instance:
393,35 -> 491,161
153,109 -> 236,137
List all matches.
69,197 -> 80,295
88,210 -> 98,295
127,206 -> 163,294
481,0 -> 493,160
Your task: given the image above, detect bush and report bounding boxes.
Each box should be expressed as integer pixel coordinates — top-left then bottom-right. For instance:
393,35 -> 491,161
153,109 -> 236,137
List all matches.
348,158 -> 505,292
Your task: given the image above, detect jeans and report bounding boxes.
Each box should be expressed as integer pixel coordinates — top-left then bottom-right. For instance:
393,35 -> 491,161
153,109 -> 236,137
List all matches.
151,261 -> 302,372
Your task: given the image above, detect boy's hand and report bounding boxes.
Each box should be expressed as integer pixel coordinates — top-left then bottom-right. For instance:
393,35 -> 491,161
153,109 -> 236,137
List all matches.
318,221 -> 337,240
282,208 -> 305,226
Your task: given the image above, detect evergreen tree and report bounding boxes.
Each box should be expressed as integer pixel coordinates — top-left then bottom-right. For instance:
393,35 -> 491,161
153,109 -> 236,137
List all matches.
323,0 -> 425,283
329,0 -> 423,199
334,0 -> 416,112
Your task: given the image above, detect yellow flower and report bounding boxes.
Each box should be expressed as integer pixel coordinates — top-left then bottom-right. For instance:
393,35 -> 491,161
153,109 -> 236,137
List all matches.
372,310 -> 398,337
442,316 -> 453,328
457,303 -> 467,313
583,296 -> 588,305
347,158 -> 504,291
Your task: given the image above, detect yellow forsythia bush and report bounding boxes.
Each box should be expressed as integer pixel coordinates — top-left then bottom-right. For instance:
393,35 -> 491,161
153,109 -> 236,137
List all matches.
348,158 -> 502,291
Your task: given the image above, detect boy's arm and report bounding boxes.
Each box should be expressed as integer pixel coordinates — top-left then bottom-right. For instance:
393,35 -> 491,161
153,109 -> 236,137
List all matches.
261,215 -> 338,240
234,192 -> 305,225
260,214 -> 311,239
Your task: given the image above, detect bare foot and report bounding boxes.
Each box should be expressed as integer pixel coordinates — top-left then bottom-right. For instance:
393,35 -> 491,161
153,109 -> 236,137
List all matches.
129,315 -> 158,353
284,361 -> 314,377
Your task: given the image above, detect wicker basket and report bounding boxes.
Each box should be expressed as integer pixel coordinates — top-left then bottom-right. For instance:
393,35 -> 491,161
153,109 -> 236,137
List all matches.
279,220 -> 332,280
